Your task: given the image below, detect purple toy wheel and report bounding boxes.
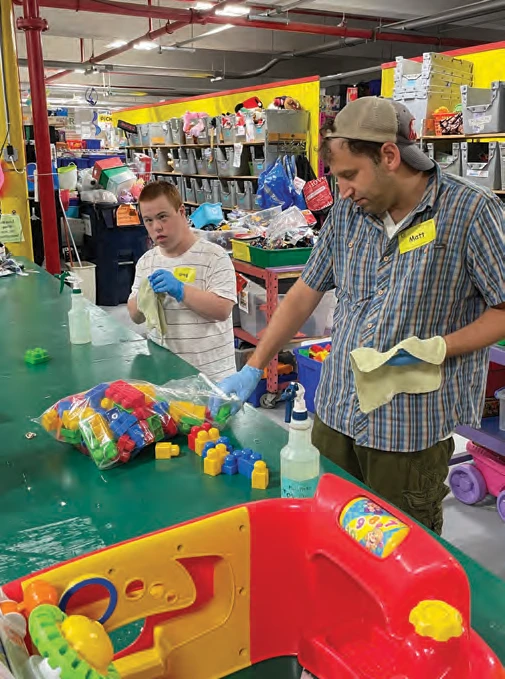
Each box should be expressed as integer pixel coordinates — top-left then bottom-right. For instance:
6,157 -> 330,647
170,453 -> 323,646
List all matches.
449,464 -> 487,505
496,490 -> 505,521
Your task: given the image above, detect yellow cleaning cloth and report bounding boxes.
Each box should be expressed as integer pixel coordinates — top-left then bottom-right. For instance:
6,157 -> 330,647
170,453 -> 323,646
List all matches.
137,278 -> 167,337
350,336 -> 447,414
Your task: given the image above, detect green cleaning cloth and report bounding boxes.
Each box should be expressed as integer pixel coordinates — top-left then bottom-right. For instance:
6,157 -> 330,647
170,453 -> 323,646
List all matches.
350,336 -> 447,414
137,278 -> 167,337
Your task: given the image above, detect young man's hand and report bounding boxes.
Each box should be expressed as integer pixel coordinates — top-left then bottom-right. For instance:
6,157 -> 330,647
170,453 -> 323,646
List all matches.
385,349 -> 423,367
149,269 -> 184,302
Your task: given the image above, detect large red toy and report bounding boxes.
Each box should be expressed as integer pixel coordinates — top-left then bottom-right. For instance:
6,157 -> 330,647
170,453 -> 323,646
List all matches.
0,475 -> 502,678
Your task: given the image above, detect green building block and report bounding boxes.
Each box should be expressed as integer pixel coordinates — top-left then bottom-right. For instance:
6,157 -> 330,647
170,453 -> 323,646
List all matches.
179,415 -> 204,435
24,348 -> 50,365
147,415 -> 164,442
215,404 -> 231,425
59,427 -> 82,445
79,420 -> 100,451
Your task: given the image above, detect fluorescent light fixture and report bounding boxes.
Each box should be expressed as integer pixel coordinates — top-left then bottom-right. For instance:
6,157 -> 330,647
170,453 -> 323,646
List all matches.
194,1 -> 213,8
107,39 -> 127,48
133,41 -> 158,50
210,76 -> 223,82
215,4 -> 249,16
73,68 -> 86,74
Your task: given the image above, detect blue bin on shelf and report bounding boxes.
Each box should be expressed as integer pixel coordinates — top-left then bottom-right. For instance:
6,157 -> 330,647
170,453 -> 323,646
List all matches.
247,371 -> 297,408
190,203 -> 223,229
294,346 -> 330,413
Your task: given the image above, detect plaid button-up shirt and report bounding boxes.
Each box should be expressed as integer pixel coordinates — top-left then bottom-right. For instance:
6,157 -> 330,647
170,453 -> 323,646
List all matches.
302,166 -> 505,452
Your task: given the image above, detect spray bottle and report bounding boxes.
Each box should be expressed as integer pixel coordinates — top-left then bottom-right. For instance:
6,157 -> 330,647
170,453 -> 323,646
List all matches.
280,383 -> 320,499
68,284 -> 91,345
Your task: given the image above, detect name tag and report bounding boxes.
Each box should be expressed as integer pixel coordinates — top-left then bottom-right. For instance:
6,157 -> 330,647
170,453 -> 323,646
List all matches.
398,219 -> 436,254
173,266 -> 196,283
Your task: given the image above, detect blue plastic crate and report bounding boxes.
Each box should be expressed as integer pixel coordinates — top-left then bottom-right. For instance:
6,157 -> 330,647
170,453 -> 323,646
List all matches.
294,347 -> 330,413
190,203 -> 223,229
247,371 -> 297,408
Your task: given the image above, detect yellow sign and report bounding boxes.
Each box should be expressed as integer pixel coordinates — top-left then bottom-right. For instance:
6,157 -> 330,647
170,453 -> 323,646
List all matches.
98,113 -> 112,124
0,214 -> 24,243
173,266 -> 196,283
398,219 -> 436,254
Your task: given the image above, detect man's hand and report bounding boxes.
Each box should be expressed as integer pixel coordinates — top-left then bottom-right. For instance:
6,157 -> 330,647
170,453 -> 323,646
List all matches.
148,269 -> 184,302
386,349 -> 423,367
211,365 -> 263,415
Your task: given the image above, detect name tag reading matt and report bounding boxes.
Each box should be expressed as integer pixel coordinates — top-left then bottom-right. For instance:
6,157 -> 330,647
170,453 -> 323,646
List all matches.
398,219 -> 436,254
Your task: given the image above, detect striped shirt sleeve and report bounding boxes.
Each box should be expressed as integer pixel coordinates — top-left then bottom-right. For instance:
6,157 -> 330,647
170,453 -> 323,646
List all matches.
129,251 -> 150,300
467,194 -> 505,307
205,250 -> 237,304
301,206 -> 336,292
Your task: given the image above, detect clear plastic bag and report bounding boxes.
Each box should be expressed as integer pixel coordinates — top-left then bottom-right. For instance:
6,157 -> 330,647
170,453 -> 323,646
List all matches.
36,375 -> 239,470
265,206 -> 312,249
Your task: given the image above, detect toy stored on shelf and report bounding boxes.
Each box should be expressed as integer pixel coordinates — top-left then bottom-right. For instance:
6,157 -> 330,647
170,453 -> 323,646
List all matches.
0,475 -> 501,678
37,375 -> 238,469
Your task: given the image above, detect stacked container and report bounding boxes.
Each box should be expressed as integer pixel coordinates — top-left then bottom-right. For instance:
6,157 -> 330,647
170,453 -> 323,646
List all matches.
194,147 -> 218,176
393,53 -> 473,137
461,81 -> 505,135
216,146 -> 251,177
462,141 -> 502,190
426,142 -> 462,176
169,117 -> 186,145
179,148 -> 197,175
219,180 -> 237,208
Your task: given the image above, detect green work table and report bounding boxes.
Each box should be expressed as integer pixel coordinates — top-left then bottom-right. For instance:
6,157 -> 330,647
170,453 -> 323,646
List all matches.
2,260 -> 505,677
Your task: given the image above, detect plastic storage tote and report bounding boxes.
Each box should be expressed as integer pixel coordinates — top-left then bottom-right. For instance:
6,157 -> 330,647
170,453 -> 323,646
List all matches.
500,143 -> 505,190
294,346 -> 332,413
217,146 -> 251,177
462,141 -> 501,190
180,148 -> 197,175
138,124 -> 150,146
394,54 -> 472,94
148,123 -> 167,145
462,81 -> 505,135
194,177 -> 206,204
220,180 -> 237,208
239,281 -> 335,339
236,180 -> 254,210
426,142 -> 462,176
169,117 -> 186,144
163,121 -> 174,145
219,114 -> 243,143
183,176 -> 196,203
190,203 -> 224,229
251,146 -> 266,175
172,148 -> 182,172
185,115 -> 211,145
176,176 -> 186,201
195,147 -> 218,176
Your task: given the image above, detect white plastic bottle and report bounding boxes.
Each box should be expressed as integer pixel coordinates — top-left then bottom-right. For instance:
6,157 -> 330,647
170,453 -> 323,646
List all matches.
280,384 -> 320,499
68,286 -> 91,344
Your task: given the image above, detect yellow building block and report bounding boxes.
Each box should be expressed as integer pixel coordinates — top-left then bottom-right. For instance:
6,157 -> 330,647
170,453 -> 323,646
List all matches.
215,444 -> 228,462
204,449 -> 222,476
208,428 -> 220,442
194,431 -> 210,457
100,398 -> 114,410
155,443 -> 180,459
134,383 -> 156,399
251,460 -> 269,490
62,409 -> 80,431
170,401 -> 206,424
41,409 -> 60,432
88,412 -> 113,443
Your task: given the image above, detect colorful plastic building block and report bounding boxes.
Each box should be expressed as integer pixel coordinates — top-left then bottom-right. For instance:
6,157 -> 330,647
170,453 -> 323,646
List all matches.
147,415 -> 164,442
106,380 -> 145,410
222,454 -> 238,475
84,383 -> 109,409
105,408 -> 137,438
201,441 -> 216,459
238,450 -> 263,479
251,460 -> 269,490
188,425 -> 204,452
100,398 -> 114,410
138,420 -> 155,445
41,409 -> 60,432
56,399 -> 73,418
216,436 -> 231,450
208,427 -> 220,442
117,434 -> 135,462
215,444 -> 229,462
59,427 -> 82,445
127,423 -> 147,449
160,414 -> 178,438
134,383 -> 157,399
24,348 -> 50,365
204,448 -> 222,476
153,401 -> 169,417
169,401 -> 206,425
214,403 -> 232,426
195,431 -> 210,456
88,412 -> 113,443
155,442 -> 180,460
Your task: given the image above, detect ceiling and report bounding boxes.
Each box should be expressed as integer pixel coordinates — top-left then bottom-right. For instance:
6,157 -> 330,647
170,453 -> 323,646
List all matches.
12,0 -> 505,109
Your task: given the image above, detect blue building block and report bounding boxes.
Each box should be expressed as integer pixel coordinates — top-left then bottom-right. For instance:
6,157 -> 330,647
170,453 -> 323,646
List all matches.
238,451 -> 262,479
106,408 -> 137,438
222,454 -> 238,475
127,423 -> 146,449
217,436 -> 231,449
153,401 -> 169,416
56,399 -> 73,418
201,441 -> 216,460
84,382 -> 109,409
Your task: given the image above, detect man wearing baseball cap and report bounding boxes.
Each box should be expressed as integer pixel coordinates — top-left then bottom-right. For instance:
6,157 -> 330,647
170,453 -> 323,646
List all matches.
219,96 -> 505,534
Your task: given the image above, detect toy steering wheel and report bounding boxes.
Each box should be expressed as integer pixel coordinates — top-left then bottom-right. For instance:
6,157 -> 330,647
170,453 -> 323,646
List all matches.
29,604 -> 120,679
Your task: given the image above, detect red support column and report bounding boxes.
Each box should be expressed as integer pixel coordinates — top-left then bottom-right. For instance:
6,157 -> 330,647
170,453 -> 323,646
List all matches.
17,0 -> 60,274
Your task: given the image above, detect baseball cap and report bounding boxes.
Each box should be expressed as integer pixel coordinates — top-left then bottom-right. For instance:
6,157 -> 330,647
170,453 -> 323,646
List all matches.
324,96 -> 434,172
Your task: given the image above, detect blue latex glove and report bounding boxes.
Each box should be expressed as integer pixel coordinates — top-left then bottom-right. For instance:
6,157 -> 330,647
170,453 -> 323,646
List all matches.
148,269 -> 184,302
211,365 -> 263,416
386,349 -> 423,367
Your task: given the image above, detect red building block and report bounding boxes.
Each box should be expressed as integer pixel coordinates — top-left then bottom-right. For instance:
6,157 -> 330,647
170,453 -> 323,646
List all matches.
105,380 -> 145,410
160,414 -> 178,438
138,420 -> 155,445
134,405 -> 154,421
117,434 -> 135,463
188,425 -> 205,452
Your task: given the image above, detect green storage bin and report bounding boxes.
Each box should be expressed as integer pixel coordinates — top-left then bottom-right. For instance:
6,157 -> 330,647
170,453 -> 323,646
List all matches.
99,165 -> 127,189
232,240 -> 312,268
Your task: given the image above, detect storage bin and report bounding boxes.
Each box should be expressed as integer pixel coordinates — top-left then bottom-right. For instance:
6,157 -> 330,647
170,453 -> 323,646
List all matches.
169,117 -> 186,144
219,179 -> 237,208
394,87 -> 463,137
219,114 -> 237,143
193,177 -> 206,204
185,115 -> 211,145
57,163 -> 78,190
265,110 -> 310,138
190,203 -> 224,229
239,280 -> 334,339
247,372 -> 296,408
193,227 -> 248,251
138,124 -> 150,146
151,148 -> 170,173
394,53 -> 472,95
426,142 -> 462,176
176,175 -> 186,201
462,81 -> 505,135
163,121 -> 174,145
106,168 -> 136,196
217,146 -> 251,177
147,123 -> 166,145
251,146 -> 266,175
294,346 -> 331,413
500,143 -> 505,190
172,148 -> 181,172
183,176 -> 196,203
235,344 -> 255,371
462,141 -> 501,190
245,113 -> 266,142
232,240 -> 312,268
236,180 -> 254,210
180,148 -> 197,175
83,139 -> 102,150
195,147 -> 218,176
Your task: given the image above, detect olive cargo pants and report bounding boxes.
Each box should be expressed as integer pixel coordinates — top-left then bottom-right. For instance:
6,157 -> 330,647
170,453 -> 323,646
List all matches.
312,415 -> 454,535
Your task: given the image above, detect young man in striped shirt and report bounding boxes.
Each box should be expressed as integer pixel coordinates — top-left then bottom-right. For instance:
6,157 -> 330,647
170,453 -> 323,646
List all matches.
219,96 -> 505,534
128,181 -> 237,382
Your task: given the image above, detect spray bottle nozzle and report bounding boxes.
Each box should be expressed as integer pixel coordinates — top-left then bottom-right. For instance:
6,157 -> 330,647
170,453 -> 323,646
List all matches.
54,271 -> 71,294
280,382 -> 307,424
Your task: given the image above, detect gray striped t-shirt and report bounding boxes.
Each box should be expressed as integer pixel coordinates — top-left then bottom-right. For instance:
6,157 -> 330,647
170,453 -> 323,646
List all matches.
130,239 -> 237,382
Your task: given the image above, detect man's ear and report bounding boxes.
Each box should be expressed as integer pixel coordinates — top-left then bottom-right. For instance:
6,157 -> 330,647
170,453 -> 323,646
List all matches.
381,142 -> 402,171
